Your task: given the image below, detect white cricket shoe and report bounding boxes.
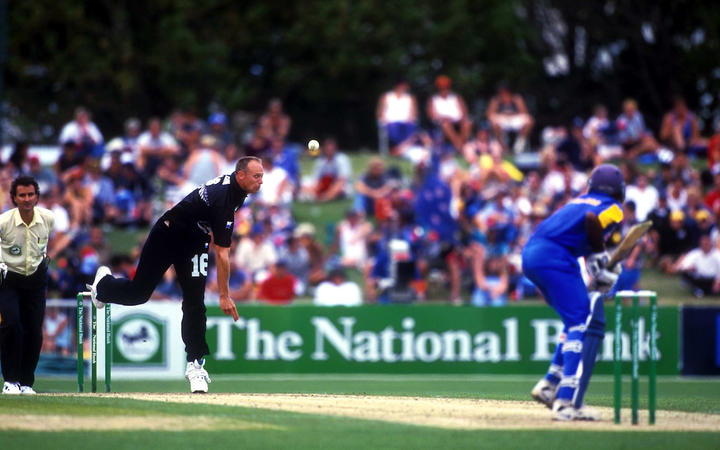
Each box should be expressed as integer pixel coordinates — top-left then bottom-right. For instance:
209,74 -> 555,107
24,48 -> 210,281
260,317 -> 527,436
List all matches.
552,400 -> 601,421
574,406 -> 601,421
185,359 -> 211,394
2,382 -> 21,395
552,399 -> 577,421
86,266 -> 111,309
531,378 -> 558,409
20,385 -> 37,395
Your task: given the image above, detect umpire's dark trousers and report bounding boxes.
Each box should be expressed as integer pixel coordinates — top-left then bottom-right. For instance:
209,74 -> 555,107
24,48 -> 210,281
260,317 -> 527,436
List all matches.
97,220 -> 211,361
0,261 -> 48,387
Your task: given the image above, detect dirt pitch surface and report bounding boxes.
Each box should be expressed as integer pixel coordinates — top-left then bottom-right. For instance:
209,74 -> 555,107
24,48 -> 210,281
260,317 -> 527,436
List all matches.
37,393 -> 720,432
0,412 -> 280,432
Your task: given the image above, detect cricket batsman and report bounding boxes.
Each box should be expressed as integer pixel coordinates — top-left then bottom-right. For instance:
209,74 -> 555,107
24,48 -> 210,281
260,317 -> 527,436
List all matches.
522,164 -> 624,420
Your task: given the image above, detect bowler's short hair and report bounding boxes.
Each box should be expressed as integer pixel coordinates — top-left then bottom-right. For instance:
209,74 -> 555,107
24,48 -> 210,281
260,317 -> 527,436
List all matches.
235,156 -> 262,172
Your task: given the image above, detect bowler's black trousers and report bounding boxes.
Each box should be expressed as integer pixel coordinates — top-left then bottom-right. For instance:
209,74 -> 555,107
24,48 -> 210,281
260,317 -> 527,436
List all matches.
0,261 -> 48,387
97,220 -> 211,361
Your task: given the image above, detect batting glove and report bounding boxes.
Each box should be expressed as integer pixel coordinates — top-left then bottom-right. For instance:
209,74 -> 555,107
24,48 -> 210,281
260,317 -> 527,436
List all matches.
586,251 -> 610,277
587,251 -> 620,293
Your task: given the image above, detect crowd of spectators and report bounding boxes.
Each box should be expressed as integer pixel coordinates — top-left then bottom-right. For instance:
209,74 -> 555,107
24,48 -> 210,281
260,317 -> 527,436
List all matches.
3,76 -> 720,325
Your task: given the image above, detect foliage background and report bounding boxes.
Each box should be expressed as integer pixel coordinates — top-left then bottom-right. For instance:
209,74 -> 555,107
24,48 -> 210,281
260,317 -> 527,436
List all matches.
4,0 -> 720,146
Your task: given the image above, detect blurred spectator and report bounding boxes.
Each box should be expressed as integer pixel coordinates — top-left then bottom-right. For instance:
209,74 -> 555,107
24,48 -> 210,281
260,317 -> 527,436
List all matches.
39,186 -> 73,260
277,236 -> 310,295
414,166 -> 461,303
148,267 -> 182,300
694,209 -> 715,237
462,124 -> 503,165
171,109 -> 204,153
27,155 -> 56,194
6,141 -> 29,176
234,224 -> 278,283
59,107 -> 104,157
671,234 -> 720,297
471,252 -> 509,307
704,170 -> 720,215
354,157 -> 396,217
657,209 -> 697,273
367,232 -> 415,304
62,167 -> 93,228
269,137 -> 300,188
55,140 -> 85,175
666,178 -> 688,211
625,172 -> 659,222
377,79 -> 419,154
47,256 -> 83,299
304,137 -> 352,202
208,260 -> 253,301
660,97 -> 706,154
427,75 -> 472,151
392,129 -> 433,166
583,104 -> 623,161
294,223 -> 327,285
685,186 -> 706,219
259,98 -> 292,140
540,152 -> 587,203
486,83 -> 534,154
243,128 -> 270,158
334,209 -> 372,270
257,156 -> 293,207
85,158 -> 115,223
220,140 -> 241,174
556,118 -> 594,171
77,226 -> 112,284
137,117 -> 180,175
156,155 -> 185,195
256,261 -> 297,305
42,306 -> 71,356
206,112 -> 234,149
182,135 -> 224,190
708,123 -> 720,172
616,98 -> 659,160
314,268 -> 363,306
113,162 -> 154,226
121,117 -> 142,158
468,142 -> 524,190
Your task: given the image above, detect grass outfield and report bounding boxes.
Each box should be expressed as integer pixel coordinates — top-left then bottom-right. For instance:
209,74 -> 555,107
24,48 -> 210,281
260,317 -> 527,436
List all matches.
2,375 -> 718,449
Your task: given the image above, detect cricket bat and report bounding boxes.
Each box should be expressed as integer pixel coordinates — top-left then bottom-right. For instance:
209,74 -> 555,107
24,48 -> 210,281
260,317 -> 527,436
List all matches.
607,220 -> 652,268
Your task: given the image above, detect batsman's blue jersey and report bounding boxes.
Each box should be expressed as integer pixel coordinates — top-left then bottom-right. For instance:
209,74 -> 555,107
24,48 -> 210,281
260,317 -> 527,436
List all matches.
529,192 -> 623,258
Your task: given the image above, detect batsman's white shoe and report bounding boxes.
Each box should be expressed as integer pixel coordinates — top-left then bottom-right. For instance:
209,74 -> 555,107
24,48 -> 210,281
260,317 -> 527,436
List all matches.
2,382 -> 21,395
574,406 -> 601,421
86,266 -> 111,309
185,359 -> 211,393
551,399 -> 577,421
20,385 -> 37,395
531,378 -> 558,409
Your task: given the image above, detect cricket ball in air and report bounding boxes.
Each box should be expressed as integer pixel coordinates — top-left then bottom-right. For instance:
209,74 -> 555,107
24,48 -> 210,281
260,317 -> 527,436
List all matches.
307,139 -> 320,156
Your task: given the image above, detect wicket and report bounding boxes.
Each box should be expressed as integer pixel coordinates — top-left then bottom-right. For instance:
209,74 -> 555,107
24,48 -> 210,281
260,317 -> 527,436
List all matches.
613,290 -> 657,425
76,292 -> 112,393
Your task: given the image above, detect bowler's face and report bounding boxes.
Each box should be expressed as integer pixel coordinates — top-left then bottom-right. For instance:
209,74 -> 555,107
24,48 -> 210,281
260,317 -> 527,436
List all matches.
237,161 -> 264,194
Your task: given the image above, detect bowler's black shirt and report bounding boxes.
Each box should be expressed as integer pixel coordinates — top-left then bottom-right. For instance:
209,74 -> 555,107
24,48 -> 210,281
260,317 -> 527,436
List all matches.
161,173 -> 247,248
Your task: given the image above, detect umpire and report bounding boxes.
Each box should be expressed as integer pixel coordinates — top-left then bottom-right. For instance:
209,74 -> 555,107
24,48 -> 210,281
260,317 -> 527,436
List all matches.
0,176 -> 54,395
87,156 -> 263,393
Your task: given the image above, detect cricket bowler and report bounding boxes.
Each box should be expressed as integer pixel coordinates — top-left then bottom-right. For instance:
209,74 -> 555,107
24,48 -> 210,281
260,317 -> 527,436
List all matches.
87,156 -> 263,393
522,164 -> 624,420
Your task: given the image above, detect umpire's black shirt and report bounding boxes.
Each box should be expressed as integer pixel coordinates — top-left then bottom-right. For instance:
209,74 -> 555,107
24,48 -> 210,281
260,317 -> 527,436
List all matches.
161,173 -> 248,248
